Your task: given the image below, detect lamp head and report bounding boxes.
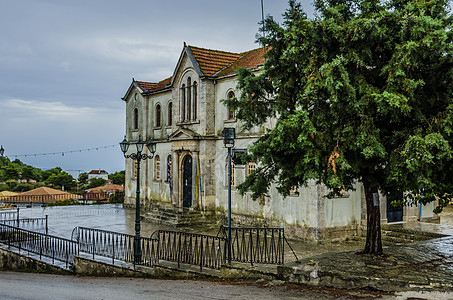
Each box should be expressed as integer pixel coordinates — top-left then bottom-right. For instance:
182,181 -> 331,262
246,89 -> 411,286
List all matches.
119,137 -> 130,154
136,136 -> 145,152
222,127 -> 235,148
146,139 -> 157,155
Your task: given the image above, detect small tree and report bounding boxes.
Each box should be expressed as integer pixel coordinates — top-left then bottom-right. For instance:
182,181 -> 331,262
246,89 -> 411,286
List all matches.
78,172 -> 89,185
87,177 -> 106,189
109,171 -> 125,185
226,0 -> 453,254
46,172 -> 76,190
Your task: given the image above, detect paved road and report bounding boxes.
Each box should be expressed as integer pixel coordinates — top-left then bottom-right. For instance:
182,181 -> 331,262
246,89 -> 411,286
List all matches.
1,271 -> 452,300
0,271 -> 385,300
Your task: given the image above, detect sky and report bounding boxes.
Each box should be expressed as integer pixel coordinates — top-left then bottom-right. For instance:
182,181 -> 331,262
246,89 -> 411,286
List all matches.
0,0 -> 315,178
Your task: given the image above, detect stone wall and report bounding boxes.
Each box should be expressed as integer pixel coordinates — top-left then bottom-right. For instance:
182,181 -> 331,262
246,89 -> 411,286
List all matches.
0,246 -> 72,275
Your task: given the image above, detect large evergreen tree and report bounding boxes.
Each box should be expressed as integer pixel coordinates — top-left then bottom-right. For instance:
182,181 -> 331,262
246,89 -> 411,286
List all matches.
226,0 -> 453,254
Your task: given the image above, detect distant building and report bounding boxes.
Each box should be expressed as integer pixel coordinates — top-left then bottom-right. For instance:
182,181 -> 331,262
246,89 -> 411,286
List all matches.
88,170 -> 108,181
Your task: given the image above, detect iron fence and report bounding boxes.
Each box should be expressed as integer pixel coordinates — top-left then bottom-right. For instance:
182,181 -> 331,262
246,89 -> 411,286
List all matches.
0,217 -> 48,234
152,230 -> 226,270
71,227 -> 158,266
218,226 -> 297,265
0,209 -> 19,222
0,223 -> 78,268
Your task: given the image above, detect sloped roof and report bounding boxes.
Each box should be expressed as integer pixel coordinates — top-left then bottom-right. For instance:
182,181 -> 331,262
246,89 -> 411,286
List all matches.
0,191 -> 18,197
216,47 -> 267,76
188,46 -> 242,77
135,77 -> 172,94
88,170 -> 108,175
86,184 -> 124,193
130,44 -> 266,95
20,187 -> 74,196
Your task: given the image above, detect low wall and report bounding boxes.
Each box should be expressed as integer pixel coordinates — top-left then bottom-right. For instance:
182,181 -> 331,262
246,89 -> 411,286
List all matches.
0,246 -> 72,275
72,256 -> 221,279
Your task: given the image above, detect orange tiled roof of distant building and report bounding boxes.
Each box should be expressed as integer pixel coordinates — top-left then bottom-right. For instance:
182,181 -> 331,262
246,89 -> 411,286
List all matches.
188,46 -> 242,76
216,47 -> 267,76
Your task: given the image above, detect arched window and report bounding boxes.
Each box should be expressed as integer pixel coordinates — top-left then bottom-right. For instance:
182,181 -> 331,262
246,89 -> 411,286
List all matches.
246,162 -> 256,177
227,91 -> 235,120
154,155 -> 161,180
181,84 -> 186,121
193,81 -> 197,120
187,77 -> 191,121
225,156 -> 235,187
168,102 -> 172,126
133,108 -> 139,130
167,154 -> 172,182
155,104 -> 161,128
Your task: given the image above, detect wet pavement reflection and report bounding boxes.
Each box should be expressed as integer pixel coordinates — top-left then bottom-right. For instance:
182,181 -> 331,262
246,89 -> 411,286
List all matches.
18,204 -> 175,239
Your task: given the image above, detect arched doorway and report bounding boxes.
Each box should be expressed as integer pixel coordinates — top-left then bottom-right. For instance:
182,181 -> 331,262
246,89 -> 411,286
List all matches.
182,155 -> 192,208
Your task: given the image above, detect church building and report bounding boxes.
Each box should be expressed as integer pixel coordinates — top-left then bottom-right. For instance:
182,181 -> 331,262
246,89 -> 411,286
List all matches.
121,43 -> 437,240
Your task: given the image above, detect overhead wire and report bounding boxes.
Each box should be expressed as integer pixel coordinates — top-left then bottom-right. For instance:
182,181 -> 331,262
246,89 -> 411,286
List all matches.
8,144 -> 118,159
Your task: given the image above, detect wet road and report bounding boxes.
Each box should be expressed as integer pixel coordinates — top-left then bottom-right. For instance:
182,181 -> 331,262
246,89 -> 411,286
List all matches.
17,204 -> 175,239
1,271 -> 452,300
0,271 -> 373,300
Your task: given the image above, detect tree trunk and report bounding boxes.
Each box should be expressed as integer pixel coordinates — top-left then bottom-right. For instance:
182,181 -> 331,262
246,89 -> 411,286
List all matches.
361,181 -> 383,255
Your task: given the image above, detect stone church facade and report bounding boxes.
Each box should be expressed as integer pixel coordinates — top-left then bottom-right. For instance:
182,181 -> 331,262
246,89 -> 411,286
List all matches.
121,43 -> 437,240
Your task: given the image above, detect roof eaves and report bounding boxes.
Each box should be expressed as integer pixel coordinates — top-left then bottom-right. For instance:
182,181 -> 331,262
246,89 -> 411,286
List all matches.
186,46 -> 205,77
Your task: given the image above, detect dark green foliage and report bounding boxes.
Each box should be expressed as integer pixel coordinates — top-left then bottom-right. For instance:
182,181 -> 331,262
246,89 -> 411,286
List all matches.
78,172 -> 88,184
45,171 -> 76,190
108,170 -> 125,185
225,0 -> 453,253
46,198 -> 80,207
87,178 -> 106,189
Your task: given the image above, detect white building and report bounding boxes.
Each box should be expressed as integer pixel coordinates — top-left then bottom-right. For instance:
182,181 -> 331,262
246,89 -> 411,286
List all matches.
121,43 -> 437,240
88,170 -> 109,181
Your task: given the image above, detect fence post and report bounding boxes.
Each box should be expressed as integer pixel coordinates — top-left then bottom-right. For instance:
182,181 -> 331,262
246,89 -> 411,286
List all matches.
16,207 -> 19,227
45,215 -> 48,235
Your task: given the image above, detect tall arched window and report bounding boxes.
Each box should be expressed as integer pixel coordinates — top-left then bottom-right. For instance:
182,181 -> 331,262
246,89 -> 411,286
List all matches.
181,84 -> 186,121
225,156 -> 235,187
227,91 -> 235,120
155,104 -> 161,128
187,77 -> 191,121
168,102 -> 172,126
154,155 -> 161,180
193,81 -> 197,120
133,108 -> 139,129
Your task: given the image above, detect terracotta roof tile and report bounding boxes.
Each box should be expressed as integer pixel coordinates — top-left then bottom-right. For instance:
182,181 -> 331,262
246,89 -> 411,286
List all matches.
216,47 -> 267,76
133,46 -> 266,94
136,77 -> 172,93
188,46 -> 241,76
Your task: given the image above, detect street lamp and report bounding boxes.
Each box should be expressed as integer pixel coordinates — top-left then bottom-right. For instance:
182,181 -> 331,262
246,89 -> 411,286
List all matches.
222,127 -> 235,264
0,145 -> 4,157
120,135 -> 156,264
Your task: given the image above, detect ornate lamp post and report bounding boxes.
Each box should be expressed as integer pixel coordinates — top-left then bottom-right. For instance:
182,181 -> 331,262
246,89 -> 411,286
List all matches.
120,136 -> 156,264
222,127 -> 235,264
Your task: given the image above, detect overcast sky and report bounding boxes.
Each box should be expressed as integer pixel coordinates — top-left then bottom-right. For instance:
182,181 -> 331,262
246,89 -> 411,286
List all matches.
3,1 -> 449,178
0,0 -> 315,177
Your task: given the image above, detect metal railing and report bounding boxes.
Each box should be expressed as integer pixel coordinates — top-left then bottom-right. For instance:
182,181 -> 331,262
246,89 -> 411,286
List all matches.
152,230 -> 227,270
0,223 -> 78,268
218,226 -> 298,265
0,209 -> 19,222
0,217 -> 48,234
71,227 -> 158,266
